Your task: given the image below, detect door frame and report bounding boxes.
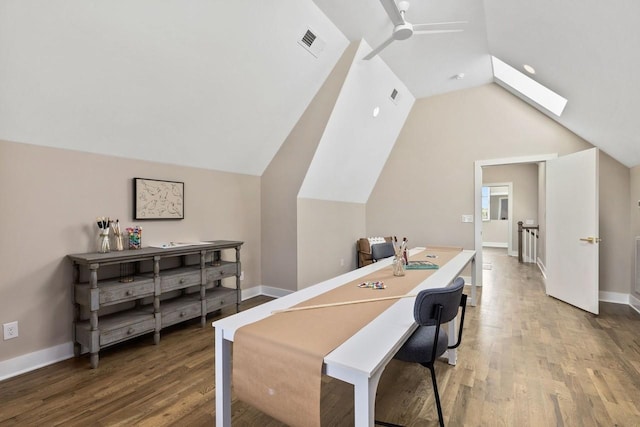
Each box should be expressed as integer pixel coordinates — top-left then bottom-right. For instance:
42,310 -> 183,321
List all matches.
474,153 -> 558,287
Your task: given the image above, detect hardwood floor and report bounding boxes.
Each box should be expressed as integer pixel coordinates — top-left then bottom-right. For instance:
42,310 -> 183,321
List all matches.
2,248 -> 640,426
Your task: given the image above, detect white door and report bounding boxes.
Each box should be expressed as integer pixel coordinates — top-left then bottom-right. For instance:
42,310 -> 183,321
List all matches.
546,148 -> 599,314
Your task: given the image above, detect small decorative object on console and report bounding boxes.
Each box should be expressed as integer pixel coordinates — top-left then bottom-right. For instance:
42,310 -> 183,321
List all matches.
96,216 -> 110,253
127,226 -> 142,249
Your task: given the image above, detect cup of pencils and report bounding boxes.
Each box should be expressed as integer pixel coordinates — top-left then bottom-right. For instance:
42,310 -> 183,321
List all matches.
111,219 -> 124,251
392,236 -> 407,277
96,217 -> 111,253
127,226 -> 142,249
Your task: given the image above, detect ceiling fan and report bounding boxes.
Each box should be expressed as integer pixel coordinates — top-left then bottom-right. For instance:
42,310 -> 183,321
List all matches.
363,0 -> 466,60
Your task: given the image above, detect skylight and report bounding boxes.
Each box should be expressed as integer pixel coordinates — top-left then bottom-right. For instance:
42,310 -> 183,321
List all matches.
491,56 -> 567,116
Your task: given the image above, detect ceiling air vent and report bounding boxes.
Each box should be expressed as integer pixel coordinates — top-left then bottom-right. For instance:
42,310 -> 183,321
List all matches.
298,28 -> 326,58
390,88 -> 400,105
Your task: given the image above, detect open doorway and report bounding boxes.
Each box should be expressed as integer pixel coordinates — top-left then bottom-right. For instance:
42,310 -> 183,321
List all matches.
473,154 -> 557,287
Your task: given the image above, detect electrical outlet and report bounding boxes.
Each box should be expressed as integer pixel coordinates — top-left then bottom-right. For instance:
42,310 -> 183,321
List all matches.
340,258 -> 345,267
3,321 -> 18,340
239,271 -> 244,281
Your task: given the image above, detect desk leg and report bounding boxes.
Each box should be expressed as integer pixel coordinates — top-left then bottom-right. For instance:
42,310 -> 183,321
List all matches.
447,320 -> 457,366
215,330 -> 231,427
354,370 -> 384,427
471,255 -> 477,307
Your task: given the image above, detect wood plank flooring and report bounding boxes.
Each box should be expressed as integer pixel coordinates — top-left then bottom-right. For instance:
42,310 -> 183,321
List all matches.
2,248 -> 640,426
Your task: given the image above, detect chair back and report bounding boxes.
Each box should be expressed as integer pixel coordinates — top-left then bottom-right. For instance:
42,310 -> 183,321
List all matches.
371,241 -> 395,261
414,277 -> 465,326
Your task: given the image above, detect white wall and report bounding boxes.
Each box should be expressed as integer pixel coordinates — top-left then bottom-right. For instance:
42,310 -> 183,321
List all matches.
298,40 -> 415,203
0,0 -> 348,176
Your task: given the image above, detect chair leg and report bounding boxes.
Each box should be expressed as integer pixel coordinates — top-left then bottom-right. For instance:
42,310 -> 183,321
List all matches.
428,364 -> 445,427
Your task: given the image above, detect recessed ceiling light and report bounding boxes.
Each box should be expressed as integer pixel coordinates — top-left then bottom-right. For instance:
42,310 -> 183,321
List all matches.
373,106 -> 380,117
523,64 -> 536,74
454,73 -> 465,80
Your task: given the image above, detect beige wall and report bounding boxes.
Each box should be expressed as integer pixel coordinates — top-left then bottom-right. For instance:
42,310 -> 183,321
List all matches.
483,163 -> 539,254
482,220 -> 508,246
367,83 -> 629,294
261,43 -> 357,292
598,151 -> 631,294
0,139 -> 261,362
297,198 -> 365,288
367,84 -> 591,250
631,166 -> 640,297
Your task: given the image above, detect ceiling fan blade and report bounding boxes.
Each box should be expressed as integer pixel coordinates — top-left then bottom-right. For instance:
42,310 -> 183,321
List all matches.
379,0 -> 404,26
412,21 -> 468,32
413,29 -> 464,35
363,35 -> 396,60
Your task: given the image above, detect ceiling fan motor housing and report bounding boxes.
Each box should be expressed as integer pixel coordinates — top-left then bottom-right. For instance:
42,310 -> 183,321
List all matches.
394,23 -> 413,40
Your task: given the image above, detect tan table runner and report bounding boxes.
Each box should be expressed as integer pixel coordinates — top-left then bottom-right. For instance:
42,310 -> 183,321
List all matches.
233,247 -> 461,427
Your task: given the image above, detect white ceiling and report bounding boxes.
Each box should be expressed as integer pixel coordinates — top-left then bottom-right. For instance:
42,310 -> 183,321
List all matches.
2,0 -> 640,173
313,0 -> 640,168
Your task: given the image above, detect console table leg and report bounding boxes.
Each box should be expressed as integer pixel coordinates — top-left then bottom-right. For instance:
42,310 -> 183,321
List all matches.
90,353 -> 99,369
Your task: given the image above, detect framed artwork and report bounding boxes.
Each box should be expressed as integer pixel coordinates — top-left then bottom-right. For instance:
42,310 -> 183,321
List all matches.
134,178 -> 184,220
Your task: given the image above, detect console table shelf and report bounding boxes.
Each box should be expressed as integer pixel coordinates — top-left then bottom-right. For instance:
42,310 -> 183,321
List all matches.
68,240 -> 243,368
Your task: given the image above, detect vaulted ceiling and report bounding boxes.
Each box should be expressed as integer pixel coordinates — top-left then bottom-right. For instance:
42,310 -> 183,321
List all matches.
314,0 -> 640,168
2,0 -> 639,174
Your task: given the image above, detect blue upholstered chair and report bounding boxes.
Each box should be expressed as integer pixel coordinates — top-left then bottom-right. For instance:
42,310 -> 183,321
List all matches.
377,277 -> 468,427
371,241 -> 396,262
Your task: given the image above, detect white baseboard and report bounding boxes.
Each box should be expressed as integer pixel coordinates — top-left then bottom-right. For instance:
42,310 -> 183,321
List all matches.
599,291 -> 630,304
537,258 -> 547,279
628,294 -> 640,314
240,285 -> 262,301
482,242 -> 508,248
242,285 -> 293,300
0,286 -> 293,382
0,341 -> 74,382
6,286 -> 634,383
257,285 -> 293,299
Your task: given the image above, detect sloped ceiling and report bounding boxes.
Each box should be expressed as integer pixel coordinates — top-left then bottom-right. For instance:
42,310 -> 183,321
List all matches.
484,0 -> 640,167
314,0 -> 640,168
2,0 -> 639,174
0,0 -> 348,176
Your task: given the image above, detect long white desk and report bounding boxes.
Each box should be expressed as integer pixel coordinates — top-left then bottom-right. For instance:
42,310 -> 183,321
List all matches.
213,248 -> 476,427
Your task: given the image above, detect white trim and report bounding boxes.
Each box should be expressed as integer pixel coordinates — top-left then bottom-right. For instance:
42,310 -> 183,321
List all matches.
630,294 -> 640,315
0,342 -> 74,382
257,285 -> 294,299
242,285 -> 293,300
482,242 -> 508,248
598,291 -> 629,305
240,285 -> 262,301
537,257 -> 547,279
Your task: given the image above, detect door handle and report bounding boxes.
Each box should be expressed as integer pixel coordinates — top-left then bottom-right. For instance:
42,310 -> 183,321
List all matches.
579,237 -> 602,243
